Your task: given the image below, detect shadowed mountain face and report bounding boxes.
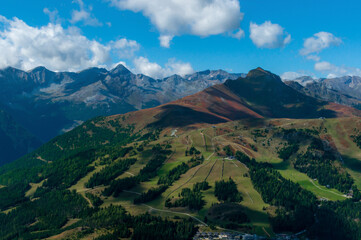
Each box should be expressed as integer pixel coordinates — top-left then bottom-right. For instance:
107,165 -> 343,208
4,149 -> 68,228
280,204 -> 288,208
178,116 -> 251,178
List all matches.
128,68 -> 360,129
0,65 -> 242,142
150,105 -> 228,127
224,68 -> 337,119
0,108 -> 42,166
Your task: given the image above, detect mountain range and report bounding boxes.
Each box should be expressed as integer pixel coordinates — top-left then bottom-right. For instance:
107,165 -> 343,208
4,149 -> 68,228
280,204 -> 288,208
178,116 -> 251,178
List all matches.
123,68 -> 359,131
284,75 -> 361,110
1,68 -> 361,239
0,65 -> 242,165
2,64 -> 361,167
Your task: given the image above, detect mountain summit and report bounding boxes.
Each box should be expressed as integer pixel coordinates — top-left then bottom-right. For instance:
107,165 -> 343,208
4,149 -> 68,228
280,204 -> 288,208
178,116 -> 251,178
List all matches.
123,68 -> 361,129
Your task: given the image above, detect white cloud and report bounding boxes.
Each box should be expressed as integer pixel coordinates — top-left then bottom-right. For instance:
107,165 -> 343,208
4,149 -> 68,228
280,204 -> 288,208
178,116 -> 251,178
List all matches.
300,32 -> 342,56
166,58 -> 194,76
133,57 -> 164,78
71,0 -> 102,26
43,8 -> 60,24
306,54 -> 321,61
110,0 -> 244,47
249,21 -> 291,49
281,72 -> 304,81
314,61 -> 361,78
314,61 -> 334,72
110,38 -> 140,58
0,16 -> 139,72
133,57 -> 194,79
230,28 -> 245,40
301,32 -> 346,78
159,35 -> 174,48
109,61 -> 130,70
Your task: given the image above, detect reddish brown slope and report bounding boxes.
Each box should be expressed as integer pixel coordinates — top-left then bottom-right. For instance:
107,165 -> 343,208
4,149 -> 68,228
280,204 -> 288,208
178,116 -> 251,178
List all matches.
112,68 -> 361,130
118,83 -> 263,129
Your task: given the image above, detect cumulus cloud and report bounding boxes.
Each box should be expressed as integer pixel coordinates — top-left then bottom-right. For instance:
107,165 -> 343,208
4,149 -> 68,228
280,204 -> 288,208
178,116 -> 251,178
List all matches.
300,32 -> 346,78
110,38 -> 140,58
109,0 -> 244,47
0,16 -> 139,72
158,35 -> 174,48
280,72 -> 305,81
133,57 -> 194,79
314,61 -> 361,78
300,32 -> 342,56
71,0 -> 102,26
314,61 -> 334,72
249,21 -> 291,49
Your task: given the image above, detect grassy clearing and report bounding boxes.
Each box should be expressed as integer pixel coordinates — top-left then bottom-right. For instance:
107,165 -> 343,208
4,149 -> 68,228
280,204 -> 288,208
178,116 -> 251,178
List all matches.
274,161 -> 347,201
61,219 -> 80,229
224,160 -> 274,236
164,159 -> 216,199
46,227 -> 82,240
202,132 -> 213,152
189,130 -> 214,158
116,161 -> 145,180
2,206 -> 17,214
157,161 -> 185,177
25,179 -> 46,198
102,192 -> 149,215
69,165 -> 104,193
256,155 -> 282,164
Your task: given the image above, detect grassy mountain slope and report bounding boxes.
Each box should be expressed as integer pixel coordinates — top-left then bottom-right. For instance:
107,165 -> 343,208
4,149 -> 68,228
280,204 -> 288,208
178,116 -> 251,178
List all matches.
1,68 -> 361,239
116,68 -> 360,130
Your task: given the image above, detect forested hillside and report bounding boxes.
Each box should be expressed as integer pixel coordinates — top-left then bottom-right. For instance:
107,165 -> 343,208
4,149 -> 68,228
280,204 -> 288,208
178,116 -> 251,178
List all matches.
1,69 -> 361,239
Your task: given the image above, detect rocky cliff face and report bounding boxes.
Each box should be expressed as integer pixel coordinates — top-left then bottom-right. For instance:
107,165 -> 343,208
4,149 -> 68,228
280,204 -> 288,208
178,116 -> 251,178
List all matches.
285,76 -> 361,109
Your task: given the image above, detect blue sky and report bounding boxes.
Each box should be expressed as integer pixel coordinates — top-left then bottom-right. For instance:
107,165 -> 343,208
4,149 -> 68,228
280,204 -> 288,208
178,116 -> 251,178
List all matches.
1,0 -> 360,79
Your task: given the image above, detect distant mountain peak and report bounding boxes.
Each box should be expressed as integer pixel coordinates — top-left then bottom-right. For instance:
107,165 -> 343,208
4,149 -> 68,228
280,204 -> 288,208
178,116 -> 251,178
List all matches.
198,69 -> 211,75
243,68 -> 282,85
255,67 -> 266,72
3,66 -> 22,73
245,67 -> 274,79
111,64 -> 131,75
29,66 -> 49,73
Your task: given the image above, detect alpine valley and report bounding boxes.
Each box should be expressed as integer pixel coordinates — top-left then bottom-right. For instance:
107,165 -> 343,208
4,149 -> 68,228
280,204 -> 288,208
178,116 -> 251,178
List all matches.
2,68 -> 361,240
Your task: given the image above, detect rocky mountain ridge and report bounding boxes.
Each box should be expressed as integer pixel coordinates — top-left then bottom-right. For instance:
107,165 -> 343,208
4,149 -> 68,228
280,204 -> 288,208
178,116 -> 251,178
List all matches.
0,65 -> 243,142
284,75 -> 361,109
0,65 -> 242,165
